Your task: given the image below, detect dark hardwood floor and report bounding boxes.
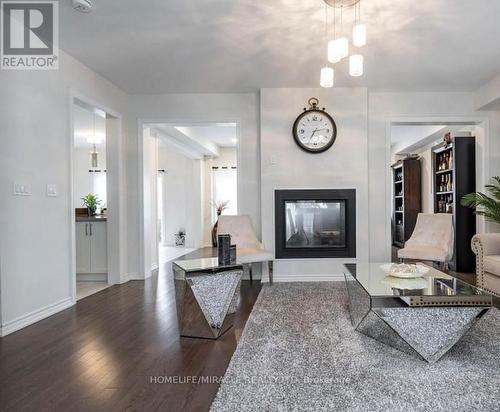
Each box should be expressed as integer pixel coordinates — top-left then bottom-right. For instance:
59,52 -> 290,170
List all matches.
0,249 -> 262,412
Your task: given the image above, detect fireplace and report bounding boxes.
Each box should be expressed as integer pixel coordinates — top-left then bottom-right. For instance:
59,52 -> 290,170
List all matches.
274,189 -> 356,259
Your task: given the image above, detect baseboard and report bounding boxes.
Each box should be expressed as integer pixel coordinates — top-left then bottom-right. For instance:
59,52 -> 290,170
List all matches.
76,273 -> 107,281
263,274 -> 345,282
0,297 -> 73,337
128,273 -> 145,280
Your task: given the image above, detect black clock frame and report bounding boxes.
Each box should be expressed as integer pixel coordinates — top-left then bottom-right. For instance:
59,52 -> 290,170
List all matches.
292,109 -> 337,154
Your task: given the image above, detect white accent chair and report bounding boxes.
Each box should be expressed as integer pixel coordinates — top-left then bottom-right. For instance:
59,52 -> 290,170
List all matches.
397,213 -> 454,267
471,233 -> 500,297
217,215 -> 274,284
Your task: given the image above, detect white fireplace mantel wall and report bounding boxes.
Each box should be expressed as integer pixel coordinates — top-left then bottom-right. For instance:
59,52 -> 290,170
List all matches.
260,88 -> 369,280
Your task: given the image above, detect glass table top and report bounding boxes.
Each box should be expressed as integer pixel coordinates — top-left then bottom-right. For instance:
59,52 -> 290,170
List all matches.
173,257 -> 242,272
343,263 -> 491,299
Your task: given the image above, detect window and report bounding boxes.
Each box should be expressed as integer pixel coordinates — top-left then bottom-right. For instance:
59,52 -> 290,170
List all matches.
212,167 -> 237,222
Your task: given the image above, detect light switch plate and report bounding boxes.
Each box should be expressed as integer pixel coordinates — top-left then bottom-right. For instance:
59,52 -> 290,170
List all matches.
13,182 -> 31,196
46,184 -> 57,197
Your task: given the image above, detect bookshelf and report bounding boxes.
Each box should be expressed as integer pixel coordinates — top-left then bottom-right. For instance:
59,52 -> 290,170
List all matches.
392,157 -> 421,248
432,136 -> 476,272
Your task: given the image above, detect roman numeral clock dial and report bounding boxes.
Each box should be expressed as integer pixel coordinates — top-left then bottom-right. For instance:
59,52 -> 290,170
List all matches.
292,97 -> 337,153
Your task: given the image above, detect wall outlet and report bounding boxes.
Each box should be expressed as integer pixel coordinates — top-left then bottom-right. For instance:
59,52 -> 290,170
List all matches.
13,182 -> 31,196
46,184 -> 57,197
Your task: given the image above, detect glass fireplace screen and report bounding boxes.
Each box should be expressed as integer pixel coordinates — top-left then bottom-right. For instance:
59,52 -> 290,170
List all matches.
284,200 -> 346,248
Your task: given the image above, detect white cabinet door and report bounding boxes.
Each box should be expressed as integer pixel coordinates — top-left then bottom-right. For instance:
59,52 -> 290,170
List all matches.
75,222 -> 91,273
90,222 -> 107,273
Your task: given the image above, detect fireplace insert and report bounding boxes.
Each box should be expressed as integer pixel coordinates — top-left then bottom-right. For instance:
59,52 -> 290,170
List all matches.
274,189 -> 356,259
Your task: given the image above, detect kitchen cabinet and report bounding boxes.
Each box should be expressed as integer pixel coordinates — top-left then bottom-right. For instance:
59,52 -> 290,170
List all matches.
76,221 -> 107,274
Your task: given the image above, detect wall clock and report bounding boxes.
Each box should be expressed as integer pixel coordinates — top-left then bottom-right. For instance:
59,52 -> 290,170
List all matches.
292,97 -> 337,153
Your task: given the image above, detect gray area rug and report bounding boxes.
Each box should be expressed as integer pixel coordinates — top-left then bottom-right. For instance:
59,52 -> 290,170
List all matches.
210,282 -> 500,412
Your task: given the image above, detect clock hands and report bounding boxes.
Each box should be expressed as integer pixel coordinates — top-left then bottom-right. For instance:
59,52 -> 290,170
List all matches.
308,128 -> 329,143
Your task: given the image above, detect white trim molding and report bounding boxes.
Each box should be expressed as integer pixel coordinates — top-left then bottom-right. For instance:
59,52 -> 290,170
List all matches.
0,297 -> 73,337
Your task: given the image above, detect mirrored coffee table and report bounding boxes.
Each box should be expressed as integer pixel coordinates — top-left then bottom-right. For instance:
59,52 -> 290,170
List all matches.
173,257 -> 243,339
343,263 -> 493,363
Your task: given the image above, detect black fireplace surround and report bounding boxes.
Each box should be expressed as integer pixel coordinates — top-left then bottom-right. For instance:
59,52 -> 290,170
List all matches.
275,189 -> 356,259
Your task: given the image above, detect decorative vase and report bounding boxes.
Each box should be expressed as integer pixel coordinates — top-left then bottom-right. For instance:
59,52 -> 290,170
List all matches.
87,206 -> 96,216
211,213 -> 221,247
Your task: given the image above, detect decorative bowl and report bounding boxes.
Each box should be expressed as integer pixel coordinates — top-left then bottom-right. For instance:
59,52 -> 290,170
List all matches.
382,276 -> 428,290
380,263 -> 430,279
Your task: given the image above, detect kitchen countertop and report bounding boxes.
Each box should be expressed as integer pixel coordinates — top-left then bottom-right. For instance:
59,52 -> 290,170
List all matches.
76,215 -> 107,222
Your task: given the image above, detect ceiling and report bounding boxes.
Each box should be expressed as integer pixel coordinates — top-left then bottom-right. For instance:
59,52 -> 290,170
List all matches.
59,0 -> 500,93
153,122 -> 237,159
175,124 -> 237,148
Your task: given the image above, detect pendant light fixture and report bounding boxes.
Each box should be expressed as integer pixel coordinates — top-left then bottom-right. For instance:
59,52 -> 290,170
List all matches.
320,0 -> 365,86
321,2 -> 334,88
327,2 -> 348,63
349,54 -> 363,76
87,111 -> 99,169
352,0 -> 366,47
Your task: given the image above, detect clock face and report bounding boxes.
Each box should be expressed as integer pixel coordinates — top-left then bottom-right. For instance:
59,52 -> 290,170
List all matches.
292,109 -> 337,153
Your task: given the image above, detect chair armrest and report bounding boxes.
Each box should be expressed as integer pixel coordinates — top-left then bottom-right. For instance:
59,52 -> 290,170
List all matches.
471,233 -> 500,257
471,233 -> 500,287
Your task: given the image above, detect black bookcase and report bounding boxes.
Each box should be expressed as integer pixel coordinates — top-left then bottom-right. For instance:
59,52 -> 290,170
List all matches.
392,158 -> 421,248
432,136 -> 476,272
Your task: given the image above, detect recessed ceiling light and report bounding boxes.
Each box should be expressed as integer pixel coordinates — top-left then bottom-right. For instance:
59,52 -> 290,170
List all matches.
72,0 -> 93,13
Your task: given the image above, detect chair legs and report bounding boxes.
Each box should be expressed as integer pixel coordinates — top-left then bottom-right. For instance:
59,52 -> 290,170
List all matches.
268,261 -> 274,285
248,263 -> 253,282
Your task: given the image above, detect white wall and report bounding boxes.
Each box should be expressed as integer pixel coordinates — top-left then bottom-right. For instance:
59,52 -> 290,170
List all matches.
0,50 -> 130,335
159,145 -> 204,248
260,88 -> 369,280
130,94 -> 260,278
368,92 -> 500,262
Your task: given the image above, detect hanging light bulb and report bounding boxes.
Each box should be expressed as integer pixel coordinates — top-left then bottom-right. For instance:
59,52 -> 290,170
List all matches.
349,54 -> 363,77
320,66 -> 334,88
353,23 -> 366,47
328,37 -> 348,63
352,0 -> 366,47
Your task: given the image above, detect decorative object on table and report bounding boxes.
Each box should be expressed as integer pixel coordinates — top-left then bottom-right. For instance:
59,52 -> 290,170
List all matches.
211,200 -> 230,247
292,97 -> 337,153
174,230 -> 186,246
217,234 -> 231,265
172,259 -> 243,339
461,176 -> 500,225
382,275 -> 428,291
380,263 -> 429,279
217,215 -> 274,284
81,193 -> 102,216
230,244 -> 237,264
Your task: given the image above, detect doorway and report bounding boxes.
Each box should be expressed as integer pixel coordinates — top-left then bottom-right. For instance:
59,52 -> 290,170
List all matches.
140,121 -> 240,277
387,120 -> 488,268
70,96 -> 124,301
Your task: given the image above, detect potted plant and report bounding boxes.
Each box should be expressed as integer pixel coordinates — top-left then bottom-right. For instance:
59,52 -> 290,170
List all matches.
461,176 -> 500,224
81,194 -> 102,216
211,200 -> 230,247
